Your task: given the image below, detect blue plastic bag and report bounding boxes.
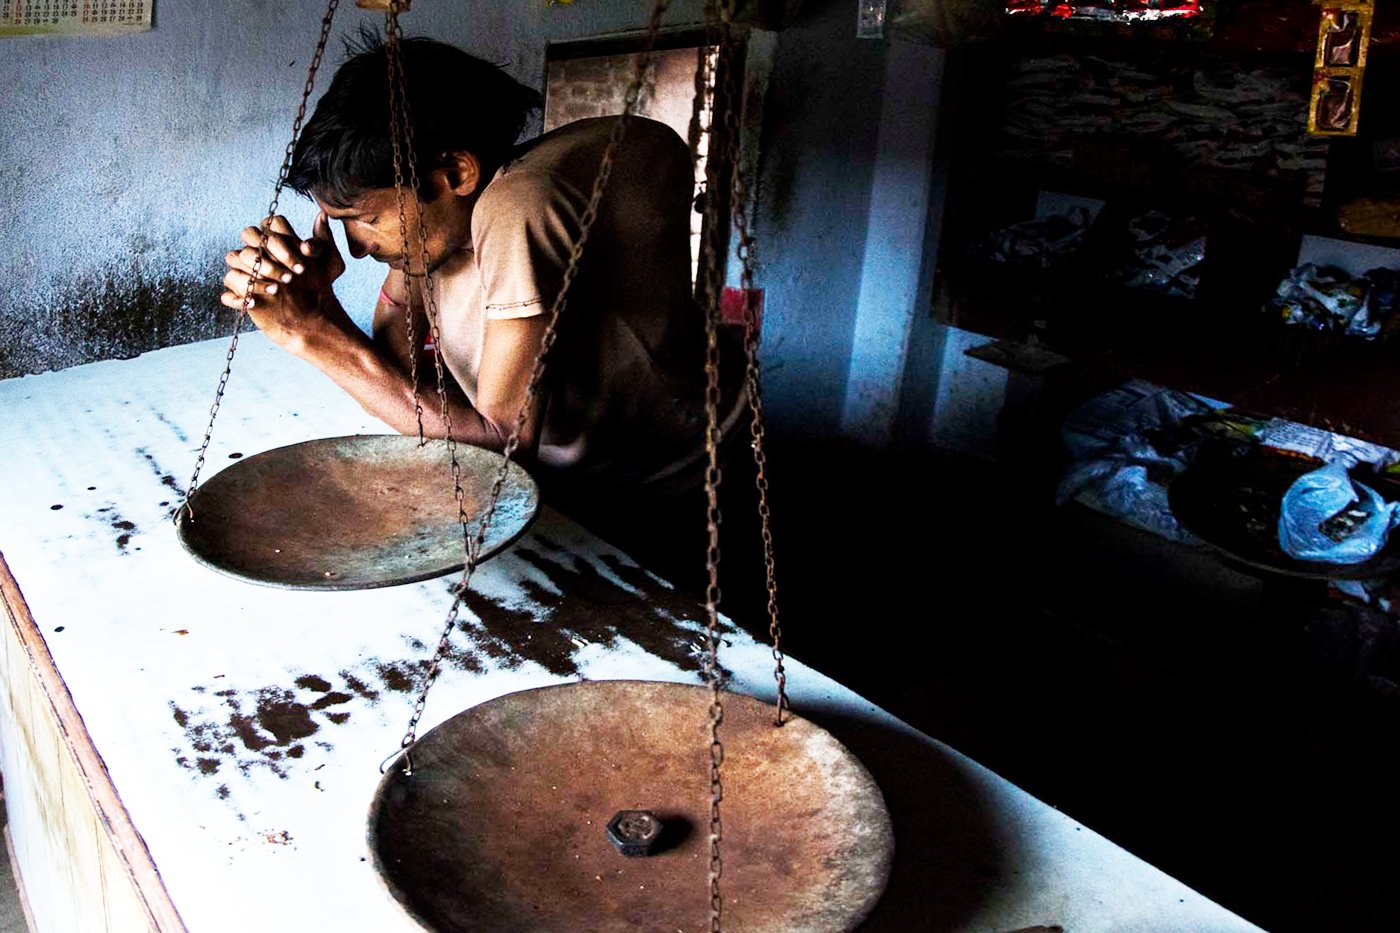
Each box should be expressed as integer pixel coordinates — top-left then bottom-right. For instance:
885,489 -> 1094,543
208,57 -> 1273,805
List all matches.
1278,460 -> 1400,564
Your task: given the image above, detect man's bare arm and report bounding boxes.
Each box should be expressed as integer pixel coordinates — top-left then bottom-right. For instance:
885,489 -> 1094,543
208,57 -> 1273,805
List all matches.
222,213 -> 543,452
371,268 -> 429,377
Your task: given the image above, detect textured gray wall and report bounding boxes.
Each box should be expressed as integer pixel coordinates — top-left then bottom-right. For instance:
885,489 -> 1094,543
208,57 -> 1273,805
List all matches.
750,0 -> 891,438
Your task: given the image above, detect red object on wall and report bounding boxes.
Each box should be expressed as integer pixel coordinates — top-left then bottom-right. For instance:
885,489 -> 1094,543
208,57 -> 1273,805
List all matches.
720,287 -> 764,335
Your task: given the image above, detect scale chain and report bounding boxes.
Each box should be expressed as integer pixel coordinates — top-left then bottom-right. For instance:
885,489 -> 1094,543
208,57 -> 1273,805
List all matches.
382,3 -> 474,563
715,0 -> 790,725
693,5 -> 730,926
389,0 -> 676,768
377,5 -> 730,929
177,0 -> 342,522
384,11 -> 428,444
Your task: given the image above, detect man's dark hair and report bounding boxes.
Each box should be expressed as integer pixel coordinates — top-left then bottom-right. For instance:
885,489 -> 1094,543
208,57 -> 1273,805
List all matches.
288,29 -> 543,206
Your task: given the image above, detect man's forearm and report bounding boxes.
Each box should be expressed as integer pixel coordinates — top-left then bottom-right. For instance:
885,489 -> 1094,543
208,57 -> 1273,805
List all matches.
292,305 -> 509,448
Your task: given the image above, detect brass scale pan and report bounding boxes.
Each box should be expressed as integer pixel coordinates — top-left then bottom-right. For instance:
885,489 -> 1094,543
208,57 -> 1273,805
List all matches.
178,435 -> 896,929
369,680 -> 895,932
176,434 -> 538,590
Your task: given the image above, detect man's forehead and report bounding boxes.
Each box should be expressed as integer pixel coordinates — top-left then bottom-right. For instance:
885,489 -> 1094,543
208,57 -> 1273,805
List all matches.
316,188 -> 397,219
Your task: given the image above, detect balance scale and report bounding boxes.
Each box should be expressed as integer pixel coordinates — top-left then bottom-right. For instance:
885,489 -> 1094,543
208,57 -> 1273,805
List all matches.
174,1 -> 895,928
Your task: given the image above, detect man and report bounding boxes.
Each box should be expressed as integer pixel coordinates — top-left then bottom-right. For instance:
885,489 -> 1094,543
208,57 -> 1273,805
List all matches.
222,34 -> 747,584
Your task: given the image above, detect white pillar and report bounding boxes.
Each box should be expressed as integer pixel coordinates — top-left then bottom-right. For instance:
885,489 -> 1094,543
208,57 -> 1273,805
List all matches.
839,41 -> 945,446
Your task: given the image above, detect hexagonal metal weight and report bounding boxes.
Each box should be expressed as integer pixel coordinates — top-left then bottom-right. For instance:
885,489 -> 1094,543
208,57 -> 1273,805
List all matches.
606,810 -> 663,857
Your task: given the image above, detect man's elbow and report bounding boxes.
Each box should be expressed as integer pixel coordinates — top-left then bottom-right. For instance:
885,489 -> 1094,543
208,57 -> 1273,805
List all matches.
474,404 -> 540,457
493,418 -> 541,459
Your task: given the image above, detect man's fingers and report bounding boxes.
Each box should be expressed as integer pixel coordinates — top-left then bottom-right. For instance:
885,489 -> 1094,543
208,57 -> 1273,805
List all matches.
302,210 -> 335,257
266,215 -> 307,270
226,247 -> 295,283
219,290 -> 255,311
240,225 -> 306,275
223,268 -> 280,298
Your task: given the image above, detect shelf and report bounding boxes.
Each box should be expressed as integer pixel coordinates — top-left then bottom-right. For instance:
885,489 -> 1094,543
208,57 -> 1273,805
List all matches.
953,268 -> 1400,446
935,6 -> 1400,447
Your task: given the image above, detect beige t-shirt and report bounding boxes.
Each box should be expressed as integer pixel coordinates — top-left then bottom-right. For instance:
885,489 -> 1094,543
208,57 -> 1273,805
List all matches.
435,116 -> 743,500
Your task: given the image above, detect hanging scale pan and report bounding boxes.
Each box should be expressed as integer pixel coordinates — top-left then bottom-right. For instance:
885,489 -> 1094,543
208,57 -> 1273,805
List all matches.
368,680 -> 894,932
176,434 -> 538,590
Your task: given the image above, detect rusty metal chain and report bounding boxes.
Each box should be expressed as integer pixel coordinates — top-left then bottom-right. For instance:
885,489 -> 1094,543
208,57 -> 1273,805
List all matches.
177,0 -> 341,523
715,0 -> 790,725
383,8 -> 428,444
387,0 -> 675,774
690,11 -> 728,928
383,4 -> 473,561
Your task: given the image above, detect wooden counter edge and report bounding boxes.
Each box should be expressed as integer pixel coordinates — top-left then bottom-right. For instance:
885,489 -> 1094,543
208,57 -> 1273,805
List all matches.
4,825 -> 42,933
0,551 -> 187,932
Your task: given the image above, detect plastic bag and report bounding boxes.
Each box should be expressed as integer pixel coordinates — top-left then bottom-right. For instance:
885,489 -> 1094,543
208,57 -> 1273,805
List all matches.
1268,264 -> 1400,339
1110,210 -> 1208,299
1058,380 -> 1215,541
978,208 -> 1091,269
1278,460 -> 1400,564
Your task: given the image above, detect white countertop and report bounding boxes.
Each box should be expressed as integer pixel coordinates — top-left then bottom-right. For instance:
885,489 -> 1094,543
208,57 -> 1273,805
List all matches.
0,334 -> 1264,932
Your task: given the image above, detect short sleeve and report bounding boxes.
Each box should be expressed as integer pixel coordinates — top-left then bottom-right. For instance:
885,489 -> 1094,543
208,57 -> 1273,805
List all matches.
471,168 -> 587,322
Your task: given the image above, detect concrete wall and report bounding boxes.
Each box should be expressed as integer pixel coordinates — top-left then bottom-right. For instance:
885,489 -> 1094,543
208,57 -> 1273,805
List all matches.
752,0 -> 948,444
750,0 -> 887,438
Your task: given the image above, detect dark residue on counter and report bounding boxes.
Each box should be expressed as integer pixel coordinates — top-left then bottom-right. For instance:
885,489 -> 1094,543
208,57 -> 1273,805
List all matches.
451,535 -> 728,678
340,671 -> 379,702
167,663 -> 406,801
167,542 -> 729,806
112,517 -> 137,551
249,690 -> 319,747
294,674 -> 331,693
310,691 -> 352,710
135,446 -> 182,494
170,681 -> 337,785
151,408 -> 189,444
374,660 -> 423,693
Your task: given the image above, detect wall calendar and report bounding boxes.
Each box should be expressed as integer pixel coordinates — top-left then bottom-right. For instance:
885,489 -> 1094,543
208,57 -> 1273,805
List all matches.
1,1 -> 152,36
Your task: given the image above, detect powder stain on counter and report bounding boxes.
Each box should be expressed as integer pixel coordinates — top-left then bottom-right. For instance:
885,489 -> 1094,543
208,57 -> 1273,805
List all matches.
375,661 -> 423,693
135,446 -> 182,494
339,671 -> 379,702
294,674 -> 332,693
168,677 -> 357,789
165,541 -> 730,804
111,516 -> 137,552
454,537 -> 730,677
310,691 -> 352,710
151,407 -> 190,444
253,691 -> 319,746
